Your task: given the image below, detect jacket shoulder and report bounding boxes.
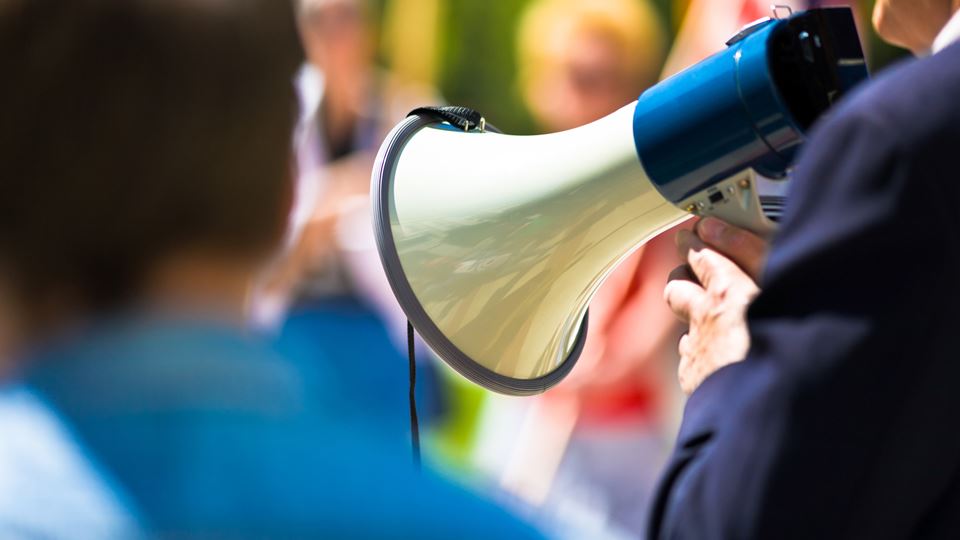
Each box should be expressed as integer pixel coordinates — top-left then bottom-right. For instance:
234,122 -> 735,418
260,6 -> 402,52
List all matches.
814,43 -> 960,151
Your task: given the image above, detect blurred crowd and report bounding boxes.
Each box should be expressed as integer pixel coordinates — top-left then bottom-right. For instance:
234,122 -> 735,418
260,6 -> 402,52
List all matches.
0,0 -> 900,538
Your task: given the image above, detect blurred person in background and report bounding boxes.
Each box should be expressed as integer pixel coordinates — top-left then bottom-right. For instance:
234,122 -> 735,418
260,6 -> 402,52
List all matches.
0,1 -> 547,537
0,266 -> 136,537
663,0 -> 869,79
257,0 -> 447,436
472,1 -> 681,537
662,0 -> 803,77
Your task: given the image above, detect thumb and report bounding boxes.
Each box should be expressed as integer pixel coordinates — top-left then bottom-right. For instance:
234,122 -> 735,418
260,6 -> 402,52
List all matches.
687,245 -> 754,295
695,218 -> 768,282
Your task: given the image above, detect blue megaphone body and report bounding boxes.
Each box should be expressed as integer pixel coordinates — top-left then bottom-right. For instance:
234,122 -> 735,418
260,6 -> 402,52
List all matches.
634,6 -> 869,231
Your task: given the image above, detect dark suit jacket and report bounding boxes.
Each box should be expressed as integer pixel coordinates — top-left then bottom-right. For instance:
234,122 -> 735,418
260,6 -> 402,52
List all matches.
650,42 -> 960,539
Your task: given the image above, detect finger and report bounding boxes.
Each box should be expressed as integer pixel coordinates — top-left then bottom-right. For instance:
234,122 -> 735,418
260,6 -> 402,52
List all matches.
677,232 -> 728,291
676,231 -> 719,287
695,217 -> 767,281
687,245 -> 754,294
678,333 -> 693,359
667,264 -> 698,286
675,228 -> 695,261
664,277 -> 705,322
677,339 -> 695,396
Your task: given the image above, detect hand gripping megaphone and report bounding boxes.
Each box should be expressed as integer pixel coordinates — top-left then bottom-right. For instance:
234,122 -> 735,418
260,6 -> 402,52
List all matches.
372,7 -> 868,395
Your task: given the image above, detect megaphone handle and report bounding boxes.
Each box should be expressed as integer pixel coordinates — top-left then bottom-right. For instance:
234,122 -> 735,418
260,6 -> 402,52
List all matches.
676,169 -> 779,239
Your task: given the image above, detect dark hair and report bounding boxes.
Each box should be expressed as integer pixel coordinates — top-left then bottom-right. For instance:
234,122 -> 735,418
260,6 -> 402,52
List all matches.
0,0 -> 304,311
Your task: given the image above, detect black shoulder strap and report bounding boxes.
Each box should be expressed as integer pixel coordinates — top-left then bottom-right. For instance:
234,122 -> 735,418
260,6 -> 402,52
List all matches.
408,105 -> 485,132
401,105 -> 488,472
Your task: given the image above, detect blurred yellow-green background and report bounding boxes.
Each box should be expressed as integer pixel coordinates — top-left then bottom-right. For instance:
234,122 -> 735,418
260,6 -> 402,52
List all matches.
372,0 -> 907,134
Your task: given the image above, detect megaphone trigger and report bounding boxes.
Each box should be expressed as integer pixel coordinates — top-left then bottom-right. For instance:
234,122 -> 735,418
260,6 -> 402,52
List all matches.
678,169 -> 780,239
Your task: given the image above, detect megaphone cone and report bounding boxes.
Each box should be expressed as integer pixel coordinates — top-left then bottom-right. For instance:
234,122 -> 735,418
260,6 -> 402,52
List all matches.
373,7 -> 869,394
375,104 -> 685,394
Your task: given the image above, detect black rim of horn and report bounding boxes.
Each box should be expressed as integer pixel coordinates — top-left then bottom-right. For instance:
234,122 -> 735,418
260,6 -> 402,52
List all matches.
371,113 -> 588,396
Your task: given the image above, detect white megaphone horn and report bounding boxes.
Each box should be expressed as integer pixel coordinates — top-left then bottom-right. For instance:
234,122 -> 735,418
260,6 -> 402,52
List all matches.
372,7 -> 868,395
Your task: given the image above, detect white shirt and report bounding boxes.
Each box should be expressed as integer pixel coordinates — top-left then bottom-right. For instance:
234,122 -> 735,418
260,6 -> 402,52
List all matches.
933,9 -> 960,54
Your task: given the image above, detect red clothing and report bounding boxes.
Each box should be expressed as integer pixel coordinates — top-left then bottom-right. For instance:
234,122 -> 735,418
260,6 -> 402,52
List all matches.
544,225 -> 688,426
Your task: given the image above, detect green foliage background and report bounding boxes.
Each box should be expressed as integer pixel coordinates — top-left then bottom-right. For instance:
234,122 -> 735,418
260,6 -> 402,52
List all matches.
379,0 -> 908,135
435,0 -> 679,134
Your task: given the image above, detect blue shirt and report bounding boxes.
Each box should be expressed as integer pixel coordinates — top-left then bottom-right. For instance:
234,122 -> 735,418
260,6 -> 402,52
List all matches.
15,316 -> 545,538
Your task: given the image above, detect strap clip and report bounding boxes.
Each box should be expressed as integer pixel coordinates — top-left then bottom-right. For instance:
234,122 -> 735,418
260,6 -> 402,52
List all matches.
408,106 -> 487,133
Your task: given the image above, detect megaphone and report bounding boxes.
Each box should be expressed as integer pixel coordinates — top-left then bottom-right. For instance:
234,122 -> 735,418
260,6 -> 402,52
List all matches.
372,7 -> 867,395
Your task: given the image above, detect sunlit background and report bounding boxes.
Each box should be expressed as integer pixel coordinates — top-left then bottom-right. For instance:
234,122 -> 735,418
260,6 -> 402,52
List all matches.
376,0 -> 905,135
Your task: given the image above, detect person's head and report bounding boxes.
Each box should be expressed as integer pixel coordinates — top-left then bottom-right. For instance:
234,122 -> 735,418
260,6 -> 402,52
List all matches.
873,0 -> 960,53
0,0 -> 303,345
297,0 -> 374,83
517,0 -> 665,132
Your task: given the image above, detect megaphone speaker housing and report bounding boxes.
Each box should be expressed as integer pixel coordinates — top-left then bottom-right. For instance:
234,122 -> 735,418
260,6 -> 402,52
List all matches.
373,113 -> 592,394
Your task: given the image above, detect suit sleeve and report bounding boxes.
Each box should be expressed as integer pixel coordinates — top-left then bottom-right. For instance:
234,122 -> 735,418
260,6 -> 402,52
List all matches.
649,102 -> 950,539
